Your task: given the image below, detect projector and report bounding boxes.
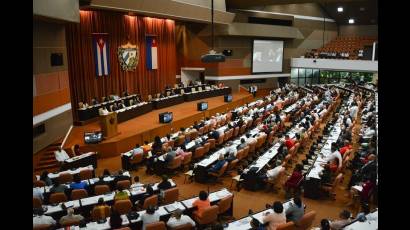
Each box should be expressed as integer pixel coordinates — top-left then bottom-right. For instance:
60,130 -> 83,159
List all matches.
201,50 -> 225,63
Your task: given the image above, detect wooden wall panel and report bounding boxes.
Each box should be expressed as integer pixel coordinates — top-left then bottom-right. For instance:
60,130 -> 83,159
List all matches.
33,88 -> 71,115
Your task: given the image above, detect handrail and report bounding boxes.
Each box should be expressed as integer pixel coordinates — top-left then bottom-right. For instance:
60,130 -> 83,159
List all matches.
61,125 -> 73,149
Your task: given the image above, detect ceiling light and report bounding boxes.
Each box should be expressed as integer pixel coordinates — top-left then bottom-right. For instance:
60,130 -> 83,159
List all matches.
360,7 -> 365,11
348,19 -> 355,24
337,7 -> 343,12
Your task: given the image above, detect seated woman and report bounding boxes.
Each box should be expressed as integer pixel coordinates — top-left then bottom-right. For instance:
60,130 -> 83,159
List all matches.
192,191 -> 211,219
114,184 -> 130,201
92,198 -> 110,220
284,164 -> 304,197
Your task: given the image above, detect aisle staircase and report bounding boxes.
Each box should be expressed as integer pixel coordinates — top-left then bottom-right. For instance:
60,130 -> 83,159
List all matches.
33,141 -> 62,173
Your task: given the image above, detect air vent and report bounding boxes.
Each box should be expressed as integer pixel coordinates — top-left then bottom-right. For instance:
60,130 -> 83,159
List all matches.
33,123 -> 46,138
248,17 -> 293,26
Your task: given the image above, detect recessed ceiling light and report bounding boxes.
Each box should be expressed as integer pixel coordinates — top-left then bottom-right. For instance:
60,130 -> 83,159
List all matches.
349,19 -> 355,24
360,7 -> 365,11
337,7 -> 343,12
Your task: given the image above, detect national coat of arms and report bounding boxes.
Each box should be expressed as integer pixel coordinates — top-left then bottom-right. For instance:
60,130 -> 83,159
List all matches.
118,42 -> 139,71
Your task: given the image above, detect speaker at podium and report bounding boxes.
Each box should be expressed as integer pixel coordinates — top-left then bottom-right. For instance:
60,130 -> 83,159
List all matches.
99,112 -> 119,139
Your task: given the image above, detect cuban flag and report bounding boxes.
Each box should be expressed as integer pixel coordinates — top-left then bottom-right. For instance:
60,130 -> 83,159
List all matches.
146,36 -> 158,70
93,34 -> 110,76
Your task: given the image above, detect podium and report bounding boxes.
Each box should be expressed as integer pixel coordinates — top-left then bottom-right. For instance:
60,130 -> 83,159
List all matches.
100,112 -> 118,139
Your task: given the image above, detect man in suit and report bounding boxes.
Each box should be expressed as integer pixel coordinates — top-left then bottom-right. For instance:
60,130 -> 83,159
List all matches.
207,154 -> 226,174
209,128 -> 220,140
91,97 -> 99,105
348,154 -> 377,188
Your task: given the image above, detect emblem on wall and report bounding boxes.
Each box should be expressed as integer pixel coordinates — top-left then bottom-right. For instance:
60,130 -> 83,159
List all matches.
118,42 -> 139,71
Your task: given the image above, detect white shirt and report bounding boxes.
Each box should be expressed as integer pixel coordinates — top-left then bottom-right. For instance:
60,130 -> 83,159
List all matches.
319,109 -> 327,117
33,215 -> 56,227
350,106 -> 358,119
225,145 -> 237,157
141,213 -> 161,230
33,187 -> 44,200
54,149 -> 70,162
132,147 -> 144,159
363,129 -> 375,139
167,215 -> 196,228
325,150 -> 342,168
266,166 -> 284,180
346,117 -> 352,127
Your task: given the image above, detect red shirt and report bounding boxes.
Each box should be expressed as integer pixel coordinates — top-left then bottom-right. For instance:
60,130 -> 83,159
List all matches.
285,139 -> 295,149
339,145 -> 352,155
285,171 -> 303,188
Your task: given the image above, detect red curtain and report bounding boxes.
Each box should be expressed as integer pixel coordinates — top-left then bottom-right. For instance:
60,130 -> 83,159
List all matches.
66,11 -> 176,120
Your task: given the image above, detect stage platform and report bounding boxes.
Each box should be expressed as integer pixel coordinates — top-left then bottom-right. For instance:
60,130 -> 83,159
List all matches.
63,91 -> 254,158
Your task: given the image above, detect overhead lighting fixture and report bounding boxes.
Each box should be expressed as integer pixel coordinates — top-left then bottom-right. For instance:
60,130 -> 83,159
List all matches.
337,7 -> 343,12
348,19 -> 355,24
360,7 -> 365,11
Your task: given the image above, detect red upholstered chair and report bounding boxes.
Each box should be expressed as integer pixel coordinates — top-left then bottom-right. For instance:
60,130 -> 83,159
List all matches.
194,147 -> 206,160
33,180 -> 46,188
71,189 -> 88,200
94,185 -> 110,195
79,169 -> 93,180
114,199 -> 133,215
49,192 -> 68,204
58,173 -> 73,184
33,197 -> 42,209
145,221 -> 166,230
142,195 -> 159,209
193,205 -> 219,225
162,187 -> 179,204
117,180 -> 131,189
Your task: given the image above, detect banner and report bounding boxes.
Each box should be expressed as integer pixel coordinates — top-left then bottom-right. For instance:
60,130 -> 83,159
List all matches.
93,34 -> 110,76
146,36 -> 158,70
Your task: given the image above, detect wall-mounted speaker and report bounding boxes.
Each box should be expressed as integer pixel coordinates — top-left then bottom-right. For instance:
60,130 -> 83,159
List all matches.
223,49 -> 233,56
50,53 -> 64,66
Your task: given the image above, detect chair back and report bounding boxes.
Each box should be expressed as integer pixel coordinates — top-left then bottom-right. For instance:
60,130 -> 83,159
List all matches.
255,135 -> 265,150
296,210 -> 316,230
130,152 -> 143,164
217,194 -> 233,214
233,126 -> 240,137
117,180 -> 131,189
217,134 -> 225,145
203,124 -> 210,134
33,197 -> 42,209
216,162 -> 229,177
276,221 -> 295,230
143,195 -> 159,209
227,159 -> 239,172
294,142 -> 301,154
206,139 -> 215,150
168,223 -> 194,230
194,147 -> 205,159
190,131 -> 199,140
236,149 -> 244,161
162,187 -> 179,204
146,221 -> 167,230
49,192 -> 67,204
71,189 -> 88,200
242,146 -> 250,159
94,185 -> 110,195
61,219 -> 81,227
167,140 -> 175,149
268,130 -> 275,144
33,180 -> 46,188
79,169 -> 93,180
182,152 -> 192,166
239,125 -> 247,134
248,141 -> 256,154
91,205 -> 111,221
177,135 -> 186,146
168,155 -> 182,169
33,224 -> 52,230
114,199 -> 132,215
203,142 -> 211,154
198,127 -> 204,135
195,205 -> 219,225
58,173 -> 73,184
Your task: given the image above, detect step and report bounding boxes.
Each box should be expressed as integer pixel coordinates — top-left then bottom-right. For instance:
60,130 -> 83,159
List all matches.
38,159 -> 57,166
40,156 -> 55,161
35,164 -> 59,171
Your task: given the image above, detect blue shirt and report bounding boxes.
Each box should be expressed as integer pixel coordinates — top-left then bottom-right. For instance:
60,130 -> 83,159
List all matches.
70,181 -> 87,190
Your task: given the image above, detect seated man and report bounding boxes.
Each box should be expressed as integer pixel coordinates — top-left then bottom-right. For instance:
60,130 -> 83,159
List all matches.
33,208 -> 56,228
237,138 -> 247,150
114,184 -> 130,201
59,208 -> 84,226
167,209 -> 196,228
284,164 -> 304,196
207,154 -> 227,174
131,144 -> 144,160
285,197 -> 305,223
49,180 -> 68,194
224,141 -> 237,162
284,135 -> 295,150
324,143 -> 342,170
54,146 -> 70,164
70,174 -> 88,190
